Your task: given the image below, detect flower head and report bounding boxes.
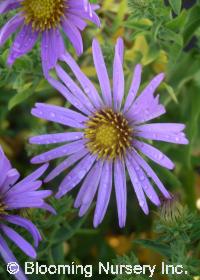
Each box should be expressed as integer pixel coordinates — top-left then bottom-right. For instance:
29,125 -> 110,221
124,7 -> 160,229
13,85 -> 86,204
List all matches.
0,146 -> 54,280
0,0 -> 100,74
30,38 -> 188,228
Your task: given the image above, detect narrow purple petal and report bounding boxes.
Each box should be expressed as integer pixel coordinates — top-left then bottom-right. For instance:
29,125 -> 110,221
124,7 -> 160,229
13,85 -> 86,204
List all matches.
0,234 -> 27,280
113,39 -> 124,110
114,158 -> 127,228
55,64 -> 95,112
0,14 -> 23,45
93,160 -> 113,227
29,132 -> 84,145
31,139 -> 85,164
135,123 -> 189,144
45,149 -> 88,182
1,224 -> 36,258
78,160 -> 103,217
133,140 -> 175,170
8,181 -> 42,195
7,24 -> 38,66
13,164 -> 48,186
0,0 -> 20,14
132,149 -> 171,198
3,215 -> 41,247
0,146 -> 12,186
41,28 -> 65,76
1,168 -> 20,194
123,64 -> 142,112
46,76 -> 90,115
31,102 -> 87,128
92,39 -> 112,106
61,52 -> 103,109
62,19 -> 83,56
127,153 -> 160,206
125,156 -> 149,214
56,153 -> 97,198
67,14 -> 87,31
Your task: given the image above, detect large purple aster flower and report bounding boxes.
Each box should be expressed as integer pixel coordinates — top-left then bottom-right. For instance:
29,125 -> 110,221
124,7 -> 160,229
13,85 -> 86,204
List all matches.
0,0 -> 100,74
0,146 -> 54,280
29,38 -> 188,228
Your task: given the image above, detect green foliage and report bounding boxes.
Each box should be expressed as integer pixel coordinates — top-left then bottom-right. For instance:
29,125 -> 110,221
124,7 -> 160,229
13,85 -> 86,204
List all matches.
0,0 -> 200,279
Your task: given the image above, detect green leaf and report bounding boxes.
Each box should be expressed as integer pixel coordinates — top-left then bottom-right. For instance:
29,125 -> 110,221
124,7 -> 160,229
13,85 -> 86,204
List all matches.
8,80 -> 39,110
134,239 -> 171,258
183,5 -> 200,45
168,0 -> 182,15
163,83 -> 178,103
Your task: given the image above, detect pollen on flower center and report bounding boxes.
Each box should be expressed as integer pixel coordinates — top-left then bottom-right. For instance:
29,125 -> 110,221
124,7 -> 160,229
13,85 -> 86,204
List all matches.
0,200 -> 6,214
85,109 -> 133,159
21,0 -> 66,31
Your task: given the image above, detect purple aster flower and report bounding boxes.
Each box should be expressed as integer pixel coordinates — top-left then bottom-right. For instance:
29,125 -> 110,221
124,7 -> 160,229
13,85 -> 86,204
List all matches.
0,0 -> 100,75
29,38 -> 188,228
0,146 -> 55,280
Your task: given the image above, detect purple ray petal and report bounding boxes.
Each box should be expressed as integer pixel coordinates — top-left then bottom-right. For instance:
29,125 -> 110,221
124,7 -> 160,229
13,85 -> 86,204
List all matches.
55,65 -> 95,112
67,14 -> 87,31
39,202 -> 56,214
31,139 -> 85,164
127,153 -> 160,206
78,160 -> 103,217
127,94 -> 166,125
67,7 -> 100,27
61,52 -> 103,109
0,146 -> 12,186
92,39 -> 112,106
123,64 -> 142,112
133,140 -> 175,170
30,132 -> 84,145
31,103 -> 87,128
125,156 -> 149,214
13,164 -> 48,187
132,149 -> 171,198
7,24 -> 38,66
0,234 -> 27,280
8,181 -> 42,195
135,123 -> 189,144
46,76 -> 90,115
41,28 -> 65,76
93,160 -> 113,227
1,224 -> 36,258
45,149 -> 88,182
113,39 -> 124,110
56,153 -> 97,198
0,14 -> 23,45
3,215 -> 41,247
1,168 -> 20,194
132,73 -> 165,111
62,18 -> 83,56
114,158 -> 127,228
0,0 -> 20,14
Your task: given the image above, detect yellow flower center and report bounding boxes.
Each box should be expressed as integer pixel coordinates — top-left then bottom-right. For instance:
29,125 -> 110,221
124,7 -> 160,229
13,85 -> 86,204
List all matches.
0,201 -> 6,215
21,0 -> 66,31
85,109 -> 133,159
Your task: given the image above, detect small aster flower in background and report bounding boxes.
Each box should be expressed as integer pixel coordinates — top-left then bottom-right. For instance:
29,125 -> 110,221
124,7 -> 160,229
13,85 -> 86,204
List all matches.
0,146 -> 55,280
0,0 -> 100,75
29,38 -> 188,228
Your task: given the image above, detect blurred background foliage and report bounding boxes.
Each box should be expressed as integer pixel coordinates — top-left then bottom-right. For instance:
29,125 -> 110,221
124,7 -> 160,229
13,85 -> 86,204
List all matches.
0,0 -> 200,279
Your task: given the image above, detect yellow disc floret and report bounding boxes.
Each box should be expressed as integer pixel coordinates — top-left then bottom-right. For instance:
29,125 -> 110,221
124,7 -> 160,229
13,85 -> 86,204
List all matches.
85,109 -> 133,159
0,201 -> 6,215
21,0 -> 66,31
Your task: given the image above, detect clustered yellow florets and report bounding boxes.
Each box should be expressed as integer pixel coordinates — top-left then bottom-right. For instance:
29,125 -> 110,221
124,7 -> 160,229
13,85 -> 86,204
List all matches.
84,109 -> 133,160
0,201 -> 6,214
21,0 -> 66,31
